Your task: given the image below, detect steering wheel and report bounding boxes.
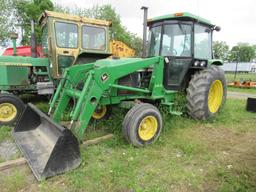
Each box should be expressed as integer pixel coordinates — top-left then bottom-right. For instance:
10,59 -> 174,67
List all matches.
172,49 -> 177,56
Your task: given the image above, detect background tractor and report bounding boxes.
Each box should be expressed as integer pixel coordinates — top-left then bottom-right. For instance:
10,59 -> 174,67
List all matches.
13,10 -> 226,180
0,11 -> 135,125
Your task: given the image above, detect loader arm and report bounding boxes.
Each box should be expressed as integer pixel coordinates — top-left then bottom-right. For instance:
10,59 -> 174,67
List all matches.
50,56 -> 164,140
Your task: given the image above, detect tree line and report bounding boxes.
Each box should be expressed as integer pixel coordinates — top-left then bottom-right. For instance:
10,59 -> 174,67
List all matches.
213,41 -> 256,62
0,0 -> 143,56
1,0 -> 255,61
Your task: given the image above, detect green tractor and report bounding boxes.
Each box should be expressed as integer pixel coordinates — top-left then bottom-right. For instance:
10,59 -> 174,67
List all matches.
13,11 -> 226,180
0,11 -> 135,125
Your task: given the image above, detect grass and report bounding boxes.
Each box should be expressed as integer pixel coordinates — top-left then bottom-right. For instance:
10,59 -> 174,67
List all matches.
0,126 -> 12,143
227,86 -> 256,94
225,72 -> 256,94
225,72 -> 256,83
0,98 -> 256,191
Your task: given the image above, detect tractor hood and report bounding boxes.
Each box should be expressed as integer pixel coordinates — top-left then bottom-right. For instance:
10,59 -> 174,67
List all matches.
94,57 -> 144,68
0,56 -> 49,67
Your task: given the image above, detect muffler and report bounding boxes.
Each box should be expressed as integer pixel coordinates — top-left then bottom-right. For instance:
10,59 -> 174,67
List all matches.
13,103 -> 81,180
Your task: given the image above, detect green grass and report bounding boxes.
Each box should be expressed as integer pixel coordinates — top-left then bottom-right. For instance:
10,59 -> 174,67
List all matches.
228,86 -> 256,94
225,72 -> 256,83
0,126 -> 12,143
0,99 -> 256,191
225,72 -> 256,94
0,169 -> 29,192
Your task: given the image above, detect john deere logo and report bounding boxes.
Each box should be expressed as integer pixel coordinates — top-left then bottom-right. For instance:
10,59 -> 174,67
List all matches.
101,73 -> 109,81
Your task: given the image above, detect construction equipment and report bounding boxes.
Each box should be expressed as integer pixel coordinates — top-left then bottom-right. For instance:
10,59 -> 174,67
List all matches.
14,11 -> 226,180
0,11 -> 135,125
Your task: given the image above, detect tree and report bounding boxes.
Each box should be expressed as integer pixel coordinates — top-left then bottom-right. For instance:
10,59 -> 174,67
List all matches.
213,41 -> 229,61
229,43 -> 255,62
0,0 -> 17,44
54,4 -> 143,56
14,0 -> 54,45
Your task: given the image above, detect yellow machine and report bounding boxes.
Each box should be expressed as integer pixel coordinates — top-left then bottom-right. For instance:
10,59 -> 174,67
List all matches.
110,40 -> 135,58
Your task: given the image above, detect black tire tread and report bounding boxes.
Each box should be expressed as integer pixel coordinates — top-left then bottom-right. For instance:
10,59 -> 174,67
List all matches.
122,103 -> 162,147
186,65 -> 227,120
0,94 -> 25,126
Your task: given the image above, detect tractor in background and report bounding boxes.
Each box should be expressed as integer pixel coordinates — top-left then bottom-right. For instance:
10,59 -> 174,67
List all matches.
0,11 -> 135,125
13,10 -> 226,180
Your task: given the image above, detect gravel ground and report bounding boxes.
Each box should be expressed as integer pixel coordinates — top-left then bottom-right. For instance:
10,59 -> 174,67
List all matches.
227,91 -> 256,99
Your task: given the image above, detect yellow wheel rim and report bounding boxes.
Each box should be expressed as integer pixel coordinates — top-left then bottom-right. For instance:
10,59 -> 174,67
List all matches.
0,103 -> 17,122
92,106 -> 107,120
138,116 -> 158,141
208,80 -> 223,113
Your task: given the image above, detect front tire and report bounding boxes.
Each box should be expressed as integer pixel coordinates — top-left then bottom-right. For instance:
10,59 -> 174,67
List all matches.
0,94 -> 25,126
122,103 -> 162,147
186,65 -> 227,120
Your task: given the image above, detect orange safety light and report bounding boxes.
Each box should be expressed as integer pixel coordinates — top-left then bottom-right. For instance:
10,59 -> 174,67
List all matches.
174,12 -> 184,17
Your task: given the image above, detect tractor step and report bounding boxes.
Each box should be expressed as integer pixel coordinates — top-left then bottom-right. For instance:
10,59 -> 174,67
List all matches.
13,103 -> 81,181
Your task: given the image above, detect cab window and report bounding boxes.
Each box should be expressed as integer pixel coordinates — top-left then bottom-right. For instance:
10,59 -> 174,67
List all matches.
55,22 -> 78,48
194,24 -> 212,59
161,24 -> 192,57
82,26 -> 106,50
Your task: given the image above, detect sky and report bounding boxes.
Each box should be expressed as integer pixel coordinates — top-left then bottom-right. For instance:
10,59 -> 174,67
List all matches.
53,0 -> 256,47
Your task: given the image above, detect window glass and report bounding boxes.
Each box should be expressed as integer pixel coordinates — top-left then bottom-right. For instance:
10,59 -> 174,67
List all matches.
161,24 -> 192,56
148,26 -> 162,56
55,22 -> 78,48
82,26 -> 106,50
194,25 -> 212,59
41,25 -> 48,53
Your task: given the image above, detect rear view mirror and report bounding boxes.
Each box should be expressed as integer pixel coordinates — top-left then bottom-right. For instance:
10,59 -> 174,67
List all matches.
213,25 -> 221,32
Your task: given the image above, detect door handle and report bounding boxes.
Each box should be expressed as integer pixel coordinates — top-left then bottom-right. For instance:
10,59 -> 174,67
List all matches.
63,51 -> 69,54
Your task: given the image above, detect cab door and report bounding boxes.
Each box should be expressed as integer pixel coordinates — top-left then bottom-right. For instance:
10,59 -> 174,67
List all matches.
161,22 -> 192,90
53,21 -> 80,78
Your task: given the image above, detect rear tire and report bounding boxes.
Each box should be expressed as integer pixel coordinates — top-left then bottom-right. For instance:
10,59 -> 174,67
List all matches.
0,94 -> 25,126
122,103 -> 162,147
186,65 -> 227,120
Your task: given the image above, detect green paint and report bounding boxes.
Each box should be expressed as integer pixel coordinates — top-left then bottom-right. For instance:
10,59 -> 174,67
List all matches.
148,12 -> 214,27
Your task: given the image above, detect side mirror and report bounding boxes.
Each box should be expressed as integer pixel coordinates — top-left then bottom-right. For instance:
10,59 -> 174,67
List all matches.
213,25 -> 221,32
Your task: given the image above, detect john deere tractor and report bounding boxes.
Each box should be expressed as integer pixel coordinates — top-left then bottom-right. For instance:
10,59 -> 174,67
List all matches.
12,11 -> 226,180
0,11 -> 135,125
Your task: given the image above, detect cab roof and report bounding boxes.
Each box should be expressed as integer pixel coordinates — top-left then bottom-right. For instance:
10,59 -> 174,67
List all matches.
39,10 -> 111,27
147,12 -> 214,27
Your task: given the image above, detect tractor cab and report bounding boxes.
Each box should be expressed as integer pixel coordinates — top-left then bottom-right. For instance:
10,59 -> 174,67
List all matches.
147,12 -> 220,90
39,11 -> 112,78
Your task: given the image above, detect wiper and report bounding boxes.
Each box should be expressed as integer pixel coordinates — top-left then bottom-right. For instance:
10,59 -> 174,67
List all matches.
178,21 -> 185,34
178,22 -> 189,55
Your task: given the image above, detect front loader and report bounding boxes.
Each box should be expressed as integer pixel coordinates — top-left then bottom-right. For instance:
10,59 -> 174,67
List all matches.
13,12 -> 226,180
0,10 -> 135,126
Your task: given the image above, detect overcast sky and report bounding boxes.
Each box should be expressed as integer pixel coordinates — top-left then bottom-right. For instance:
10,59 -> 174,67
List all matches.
55,0 -> 254,47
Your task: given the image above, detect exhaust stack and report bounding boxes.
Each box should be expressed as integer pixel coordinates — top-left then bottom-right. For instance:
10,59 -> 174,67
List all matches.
141,6 -> 148,58
9,32 -> 18,56
31,19 -> 37,58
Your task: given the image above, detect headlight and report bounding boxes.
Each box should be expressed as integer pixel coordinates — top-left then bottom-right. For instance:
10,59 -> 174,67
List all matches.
194,60 -> 200,66
200,61 -> 206,67
193,60 -> 207,67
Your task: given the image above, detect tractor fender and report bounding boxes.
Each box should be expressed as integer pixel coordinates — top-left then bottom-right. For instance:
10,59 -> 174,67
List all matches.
208,59 -> 223,66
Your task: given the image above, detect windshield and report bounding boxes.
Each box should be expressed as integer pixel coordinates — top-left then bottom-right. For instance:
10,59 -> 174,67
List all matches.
148,23 -> 192,57
55,22 -> 78,48
82,26 -> 106,50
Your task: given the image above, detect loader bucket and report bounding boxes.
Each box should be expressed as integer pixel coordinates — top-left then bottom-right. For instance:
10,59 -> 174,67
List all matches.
13,103 -> 81,181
